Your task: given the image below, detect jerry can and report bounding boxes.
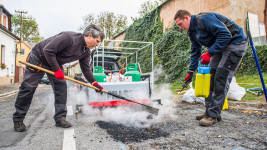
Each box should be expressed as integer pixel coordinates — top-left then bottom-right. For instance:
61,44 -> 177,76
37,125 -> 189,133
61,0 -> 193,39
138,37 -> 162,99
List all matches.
195,61 -> 211,98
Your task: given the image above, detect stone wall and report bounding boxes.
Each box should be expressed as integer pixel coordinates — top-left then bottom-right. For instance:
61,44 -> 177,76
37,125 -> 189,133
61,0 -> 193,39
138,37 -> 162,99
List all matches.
265,0 -> 267,37
112,0 -> 266,41
160,0 -> 266,37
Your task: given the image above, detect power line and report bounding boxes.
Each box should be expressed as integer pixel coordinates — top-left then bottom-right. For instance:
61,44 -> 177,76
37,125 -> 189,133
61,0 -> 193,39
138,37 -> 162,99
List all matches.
15,0 -> 24,10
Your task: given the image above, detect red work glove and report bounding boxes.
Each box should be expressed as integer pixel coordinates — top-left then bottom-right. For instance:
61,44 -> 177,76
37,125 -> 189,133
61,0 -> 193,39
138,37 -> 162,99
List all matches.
92,82 -> 103,94
185,71 -> 193,83
54,69 -> 64,79
199,51 -> 211,65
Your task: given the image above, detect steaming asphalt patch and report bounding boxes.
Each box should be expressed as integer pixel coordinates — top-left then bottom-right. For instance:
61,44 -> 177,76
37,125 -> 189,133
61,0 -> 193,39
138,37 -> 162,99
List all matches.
96,121 -> 170,143
67,105 -> 74,116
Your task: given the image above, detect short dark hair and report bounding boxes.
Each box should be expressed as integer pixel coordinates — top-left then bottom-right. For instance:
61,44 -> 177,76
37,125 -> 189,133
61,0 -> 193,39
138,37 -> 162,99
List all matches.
174,10 -> 192,20
83,24 -> 105,41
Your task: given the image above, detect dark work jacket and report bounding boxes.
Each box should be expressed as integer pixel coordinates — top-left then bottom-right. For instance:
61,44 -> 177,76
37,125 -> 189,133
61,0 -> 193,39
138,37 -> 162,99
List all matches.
188,12 -> 247,71
32,32 -> 96,83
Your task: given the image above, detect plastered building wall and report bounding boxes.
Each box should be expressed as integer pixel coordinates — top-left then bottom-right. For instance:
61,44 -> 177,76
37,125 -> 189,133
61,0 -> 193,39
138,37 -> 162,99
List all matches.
160,0 -> 266,36
112,0 -> 266,41
0,31 -> 16,85
16,41 -> 32,67
112,32 -> 126,48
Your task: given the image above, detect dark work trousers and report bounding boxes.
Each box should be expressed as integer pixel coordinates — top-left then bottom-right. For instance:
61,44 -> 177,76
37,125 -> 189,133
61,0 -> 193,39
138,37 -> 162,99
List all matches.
205,40 -> 247,119
13,61 -> 67,122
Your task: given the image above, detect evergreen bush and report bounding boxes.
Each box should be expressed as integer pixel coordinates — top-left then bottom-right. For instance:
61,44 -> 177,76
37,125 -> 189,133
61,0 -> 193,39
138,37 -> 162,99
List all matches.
122,6 -> 266,86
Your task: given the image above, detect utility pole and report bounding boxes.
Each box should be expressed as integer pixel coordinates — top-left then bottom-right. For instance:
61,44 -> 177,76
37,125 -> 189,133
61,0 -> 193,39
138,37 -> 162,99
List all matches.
15,10 -> 27,54
14,10 -> 27,83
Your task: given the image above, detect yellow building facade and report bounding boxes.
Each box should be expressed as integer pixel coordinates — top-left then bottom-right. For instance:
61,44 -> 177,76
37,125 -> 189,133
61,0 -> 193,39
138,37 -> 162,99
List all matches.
15,41 -> 32,83
16,41 -> 32,67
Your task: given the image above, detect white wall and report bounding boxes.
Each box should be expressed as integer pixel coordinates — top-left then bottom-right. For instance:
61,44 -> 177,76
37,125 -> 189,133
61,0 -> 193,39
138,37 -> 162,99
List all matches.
0,30 -> 17,78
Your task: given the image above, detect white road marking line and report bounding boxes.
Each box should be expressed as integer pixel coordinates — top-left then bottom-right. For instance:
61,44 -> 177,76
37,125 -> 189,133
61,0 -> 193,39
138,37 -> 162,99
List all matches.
62,105 -> 76,150
62,128 -> 76,150
0,90 -> 19,98
67,105 -> 73,116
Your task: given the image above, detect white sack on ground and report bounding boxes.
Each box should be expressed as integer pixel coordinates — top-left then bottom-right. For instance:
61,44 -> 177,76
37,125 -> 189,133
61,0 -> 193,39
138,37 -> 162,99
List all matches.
227,76 -> 246,101
182,83 -> 205,104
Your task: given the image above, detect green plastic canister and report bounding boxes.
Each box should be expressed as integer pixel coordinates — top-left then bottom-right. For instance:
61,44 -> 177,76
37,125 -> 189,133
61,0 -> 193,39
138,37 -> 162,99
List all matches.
124,63 -> 141,82
93,66 -> 106,82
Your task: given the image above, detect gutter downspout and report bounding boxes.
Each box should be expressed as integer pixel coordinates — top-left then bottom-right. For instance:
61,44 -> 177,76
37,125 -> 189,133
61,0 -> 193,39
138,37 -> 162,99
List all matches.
14,43 -> 17,83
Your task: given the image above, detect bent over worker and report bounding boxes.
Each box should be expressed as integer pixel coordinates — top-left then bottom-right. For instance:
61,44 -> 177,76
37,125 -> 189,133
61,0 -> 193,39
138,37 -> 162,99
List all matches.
13,24 -> 105,132
174,10 -> 247,126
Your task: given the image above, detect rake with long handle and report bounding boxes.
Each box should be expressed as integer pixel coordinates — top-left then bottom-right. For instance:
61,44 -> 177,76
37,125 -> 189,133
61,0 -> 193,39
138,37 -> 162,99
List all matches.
19,61 -> 159,115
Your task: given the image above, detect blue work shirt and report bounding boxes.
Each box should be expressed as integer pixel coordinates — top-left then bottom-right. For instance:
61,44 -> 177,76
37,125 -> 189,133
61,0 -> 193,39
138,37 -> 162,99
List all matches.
188,12 -> 247,71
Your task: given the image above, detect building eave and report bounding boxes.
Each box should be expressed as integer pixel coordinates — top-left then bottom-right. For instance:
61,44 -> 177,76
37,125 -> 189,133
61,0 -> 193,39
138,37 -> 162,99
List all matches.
0,24 -> 19,40
0,4 -> 13,16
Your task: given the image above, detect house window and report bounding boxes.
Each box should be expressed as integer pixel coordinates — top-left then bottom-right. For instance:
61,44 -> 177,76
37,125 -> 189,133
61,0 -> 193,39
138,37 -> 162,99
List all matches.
1,45 -> 5,64
21,49 -> 25,56
2,14 -> 7,28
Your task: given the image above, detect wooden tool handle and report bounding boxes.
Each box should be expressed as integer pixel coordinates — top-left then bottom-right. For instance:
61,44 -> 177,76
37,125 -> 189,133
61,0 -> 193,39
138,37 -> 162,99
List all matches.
19,61 -> 108,93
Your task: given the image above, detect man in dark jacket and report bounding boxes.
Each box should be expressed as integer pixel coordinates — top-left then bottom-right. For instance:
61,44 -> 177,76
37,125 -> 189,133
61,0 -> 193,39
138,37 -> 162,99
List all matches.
174,10 -> 247,126
13,24 -> 105,132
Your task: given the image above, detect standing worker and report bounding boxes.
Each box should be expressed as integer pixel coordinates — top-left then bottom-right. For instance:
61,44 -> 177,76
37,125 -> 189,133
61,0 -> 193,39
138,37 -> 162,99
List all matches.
174,10 -> 247,126
13,24 -> 105,132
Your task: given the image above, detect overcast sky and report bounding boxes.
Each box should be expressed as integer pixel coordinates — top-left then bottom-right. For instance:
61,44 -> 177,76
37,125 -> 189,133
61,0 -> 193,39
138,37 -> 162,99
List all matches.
0,0 -> 148,39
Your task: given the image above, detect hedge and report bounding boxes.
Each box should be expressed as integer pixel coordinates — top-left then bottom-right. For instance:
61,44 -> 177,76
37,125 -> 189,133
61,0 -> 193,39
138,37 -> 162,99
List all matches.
122,7 -> 266,85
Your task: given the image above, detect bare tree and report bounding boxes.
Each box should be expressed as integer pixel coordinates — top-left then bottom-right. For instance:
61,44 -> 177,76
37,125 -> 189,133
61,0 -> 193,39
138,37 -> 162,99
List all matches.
79,14 -> 96,31
79,11 -> 128,39
138,0 -> 166,17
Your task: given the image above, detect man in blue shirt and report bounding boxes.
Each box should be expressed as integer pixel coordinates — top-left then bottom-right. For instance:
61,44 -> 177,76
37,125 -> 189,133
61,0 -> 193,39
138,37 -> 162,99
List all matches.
174,10 -> 247,126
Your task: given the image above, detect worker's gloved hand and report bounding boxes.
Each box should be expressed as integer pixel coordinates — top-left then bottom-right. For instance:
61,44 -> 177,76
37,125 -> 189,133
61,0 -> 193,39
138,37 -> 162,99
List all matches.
199,51 -> 211,64
185,71 -> 194,83
54,69 -> 64,79
92,82 -> 103,94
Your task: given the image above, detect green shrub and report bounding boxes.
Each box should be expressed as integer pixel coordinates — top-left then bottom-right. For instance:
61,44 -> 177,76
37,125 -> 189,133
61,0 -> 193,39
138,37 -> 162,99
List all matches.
122,9 -> 163,73
154,25 -> 191,84
122,7 -> 266,86
237,45 -> 267,75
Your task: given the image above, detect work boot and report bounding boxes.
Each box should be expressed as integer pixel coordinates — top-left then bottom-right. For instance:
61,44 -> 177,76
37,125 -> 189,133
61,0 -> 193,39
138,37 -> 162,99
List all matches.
199,117 -> 217,126
14,121 -> 26,132
196,114 -> 206,120
196,114 -> 221,121
55,119 -> 72,128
